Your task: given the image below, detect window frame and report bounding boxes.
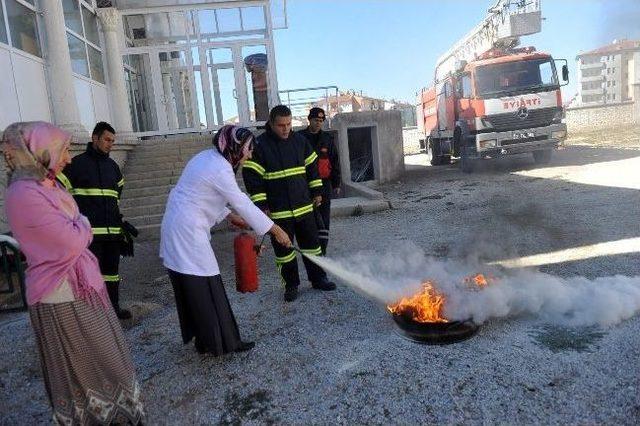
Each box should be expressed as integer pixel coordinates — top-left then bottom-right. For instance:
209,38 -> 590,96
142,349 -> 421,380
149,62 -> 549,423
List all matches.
1,0 -> 44,59
63,0 -> 105,84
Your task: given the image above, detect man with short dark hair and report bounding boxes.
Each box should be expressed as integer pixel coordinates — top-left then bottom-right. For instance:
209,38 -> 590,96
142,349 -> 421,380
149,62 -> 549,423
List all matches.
243,105 -> 336,302
298,107 -> 341,255
57,122 -> 131,319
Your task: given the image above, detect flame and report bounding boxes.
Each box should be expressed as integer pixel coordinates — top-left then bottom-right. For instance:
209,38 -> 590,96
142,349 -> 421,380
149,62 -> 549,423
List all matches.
464,273 -> 492,288
387,281 -> 448,323
388,274 -> 496,323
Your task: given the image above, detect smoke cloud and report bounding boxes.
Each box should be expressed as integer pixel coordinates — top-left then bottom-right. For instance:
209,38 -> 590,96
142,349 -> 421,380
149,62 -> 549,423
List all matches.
306,242 -> 640,327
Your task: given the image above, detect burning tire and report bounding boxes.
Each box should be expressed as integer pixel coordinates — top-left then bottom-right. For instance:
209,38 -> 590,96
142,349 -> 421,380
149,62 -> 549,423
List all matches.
391,313 -> 479,345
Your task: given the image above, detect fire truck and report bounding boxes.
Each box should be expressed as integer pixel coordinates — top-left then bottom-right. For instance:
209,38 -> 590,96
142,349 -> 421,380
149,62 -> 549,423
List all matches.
417,0 -> 569,172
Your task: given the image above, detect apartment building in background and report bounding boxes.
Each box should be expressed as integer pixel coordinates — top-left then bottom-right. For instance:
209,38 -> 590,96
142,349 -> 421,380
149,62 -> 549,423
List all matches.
576,39 -> 640,106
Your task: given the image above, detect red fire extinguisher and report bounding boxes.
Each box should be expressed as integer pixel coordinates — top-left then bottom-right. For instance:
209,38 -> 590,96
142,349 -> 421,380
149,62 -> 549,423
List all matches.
234,232 -> 259,293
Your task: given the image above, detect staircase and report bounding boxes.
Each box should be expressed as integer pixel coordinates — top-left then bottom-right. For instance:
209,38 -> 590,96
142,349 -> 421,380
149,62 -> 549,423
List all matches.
120,136 -> 212,241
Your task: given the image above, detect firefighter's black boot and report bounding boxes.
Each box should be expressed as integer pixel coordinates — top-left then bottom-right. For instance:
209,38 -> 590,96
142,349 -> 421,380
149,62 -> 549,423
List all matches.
106,282 -> 132,319
284,286 -> 298,302
311,278 -> 336,291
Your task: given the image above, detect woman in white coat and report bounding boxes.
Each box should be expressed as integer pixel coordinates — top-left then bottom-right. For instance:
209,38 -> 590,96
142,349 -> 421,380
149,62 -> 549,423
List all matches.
160,125 -> 291,356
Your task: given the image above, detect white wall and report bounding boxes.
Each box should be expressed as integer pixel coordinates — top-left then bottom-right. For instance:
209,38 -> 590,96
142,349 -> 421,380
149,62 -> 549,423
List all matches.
0,48 -> 112,133
0,47 -> 52,129
0,47 -> 20,128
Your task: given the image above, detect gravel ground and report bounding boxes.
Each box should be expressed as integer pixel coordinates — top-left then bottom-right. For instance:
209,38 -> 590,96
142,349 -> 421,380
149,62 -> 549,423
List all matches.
1,126 -> 640,424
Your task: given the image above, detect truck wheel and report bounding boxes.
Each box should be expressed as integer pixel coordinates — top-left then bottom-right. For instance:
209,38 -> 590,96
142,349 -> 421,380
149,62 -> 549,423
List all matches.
429,139 -> 442,165
429,138 -> 452,166
460,147 -> 475,173
533,149 -> 552,165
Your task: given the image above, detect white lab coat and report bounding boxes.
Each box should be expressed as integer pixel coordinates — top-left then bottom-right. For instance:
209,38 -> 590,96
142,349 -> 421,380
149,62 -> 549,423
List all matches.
159,149 -> 273,276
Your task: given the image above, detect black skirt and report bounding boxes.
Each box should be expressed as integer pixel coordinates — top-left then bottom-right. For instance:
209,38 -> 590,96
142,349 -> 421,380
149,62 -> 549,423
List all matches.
167,270 -> 243,356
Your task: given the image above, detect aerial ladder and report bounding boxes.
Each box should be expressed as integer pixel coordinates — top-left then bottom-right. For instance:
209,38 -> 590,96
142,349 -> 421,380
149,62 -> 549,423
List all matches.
434,0 -> 543,83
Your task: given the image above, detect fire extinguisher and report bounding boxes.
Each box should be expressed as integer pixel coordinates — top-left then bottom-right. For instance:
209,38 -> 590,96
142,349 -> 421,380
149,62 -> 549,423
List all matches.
234,232 -> 259,293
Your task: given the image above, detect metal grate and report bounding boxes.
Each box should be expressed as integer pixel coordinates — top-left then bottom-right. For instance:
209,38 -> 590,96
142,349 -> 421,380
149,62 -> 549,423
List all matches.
488,107 -> 559,132
501,135 -> 549,146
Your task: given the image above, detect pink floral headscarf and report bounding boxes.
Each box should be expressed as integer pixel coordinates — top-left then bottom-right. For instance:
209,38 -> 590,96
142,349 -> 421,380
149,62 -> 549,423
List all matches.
2,121 -> 71,184
213,125 -> 254,172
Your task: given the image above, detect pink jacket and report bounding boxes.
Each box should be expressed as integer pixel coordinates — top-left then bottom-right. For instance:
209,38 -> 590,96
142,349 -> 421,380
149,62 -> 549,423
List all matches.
5,180 -> 109,307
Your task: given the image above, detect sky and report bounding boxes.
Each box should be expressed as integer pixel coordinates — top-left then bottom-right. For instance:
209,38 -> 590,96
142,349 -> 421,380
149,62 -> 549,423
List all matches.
273,0 -> 640,105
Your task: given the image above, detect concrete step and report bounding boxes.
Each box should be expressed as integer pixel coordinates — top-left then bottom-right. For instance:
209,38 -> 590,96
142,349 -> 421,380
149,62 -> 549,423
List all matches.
127,213 -> 165,228
136,223 -> 161,242
124,169 -> 185,181
125,161 -> 189,174
126,151 -> 204,165
120,194 -> 169,209
136,139 -> 211,150
122,184 -> 173,199
330,197 -> 391,217
124,176 -> 179,190
128,145 -> 208,161
121,203 -> 166,218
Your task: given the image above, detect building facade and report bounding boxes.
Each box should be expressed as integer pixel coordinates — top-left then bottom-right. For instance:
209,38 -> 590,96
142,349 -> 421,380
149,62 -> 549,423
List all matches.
0,0 -> 286,137
576,39 -> 640,106
312,91 -> 416,127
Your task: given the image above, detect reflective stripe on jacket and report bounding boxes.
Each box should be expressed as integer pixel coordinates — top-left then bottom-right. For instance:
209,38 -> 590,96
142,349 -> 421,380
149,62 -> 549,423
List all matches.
57,143 -> 124,240
242,125 -> 322,221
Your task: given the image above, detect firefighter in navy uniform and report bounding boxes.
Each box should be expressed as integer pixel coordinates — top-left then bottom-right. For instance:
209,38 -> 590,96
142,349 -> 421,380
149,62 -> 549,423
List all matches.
243,105 -> 336,302
57,122 -> 131,319
297,107 -> 341,255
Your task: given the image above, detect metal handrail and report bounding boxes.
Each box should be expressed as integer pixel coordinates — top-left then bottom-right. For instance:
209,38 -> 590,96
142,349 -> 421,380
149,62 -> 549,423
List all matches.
278,85 -> 339,126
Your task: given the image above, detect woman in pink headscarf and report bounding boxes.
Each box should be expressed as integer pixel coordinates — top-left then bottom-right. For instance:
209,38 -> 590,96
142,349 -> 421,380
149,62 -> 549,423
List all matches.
3,122 -> 144,424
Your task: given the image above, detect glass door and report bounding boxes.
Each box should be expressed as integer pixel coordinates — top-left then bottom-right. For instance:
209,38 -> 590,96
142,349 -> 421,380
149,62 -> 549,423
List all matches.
150,48 -> 200,133
205,47 -> 240,126
197,43 -> 272,129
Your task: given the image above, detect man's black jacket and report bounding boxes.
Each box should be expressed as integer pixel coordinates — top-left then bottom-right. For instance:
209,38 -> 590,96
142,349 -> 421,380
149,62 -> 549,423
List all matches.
57,143 -> 124,241
297,128 -> 341,190
242,126 -> 322,221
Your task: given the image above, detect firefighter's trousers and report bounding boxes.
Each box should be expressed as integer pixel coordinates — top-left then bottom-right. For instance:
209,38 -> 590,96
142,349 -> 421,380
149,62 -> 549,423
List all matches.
89,240 -> 122,312
316,183 -> 332,255
271,213 -> 327,289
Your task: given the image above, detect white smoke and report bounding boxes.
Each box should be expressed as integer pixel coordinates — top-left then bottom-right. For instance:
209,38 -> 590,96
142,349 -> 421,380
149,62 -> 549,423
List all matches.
305,242 -> 640,327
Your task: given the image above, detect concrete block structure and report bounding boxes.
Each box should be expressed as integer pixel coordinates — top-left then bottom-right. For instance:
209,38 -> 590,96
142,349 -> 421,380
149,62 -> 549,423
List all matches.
331,110 -> 405,187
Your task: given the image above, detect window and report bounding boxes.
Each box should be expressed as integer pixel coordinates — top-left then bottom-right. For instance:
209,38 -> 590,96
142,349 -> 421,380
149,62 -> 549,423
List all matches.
475,58 -> 558,97
461,74 -> 472,98
68,32 -> 89,77
612,94 -> 616,100
82,6 -> 99,45
444,81 -> 452,97
62,0 -> 83,35
0,3 -> 7,44
4,0 -> 42,57
63,0 -> 104,83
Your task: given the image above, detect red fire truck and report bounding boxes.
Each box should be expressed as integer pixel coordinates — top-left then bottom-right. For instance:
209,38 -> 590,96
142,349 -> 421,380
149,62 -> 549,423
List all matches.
417,0 -> 569,172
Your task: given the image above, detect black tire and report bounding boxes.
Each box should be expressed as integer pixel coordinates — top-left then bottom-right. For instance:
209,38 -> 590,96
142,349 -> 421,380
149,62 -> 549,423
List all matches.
429,139 -> 441,166
460,147 -> 475,173
533,149 -> 552,165
429,138 -> 452,166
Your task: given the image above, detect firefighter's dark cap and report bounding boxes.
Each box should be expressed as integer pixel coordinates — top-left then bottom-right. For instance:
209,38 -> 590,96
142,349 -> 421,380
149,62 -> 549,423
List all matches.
308,107 -> 326,121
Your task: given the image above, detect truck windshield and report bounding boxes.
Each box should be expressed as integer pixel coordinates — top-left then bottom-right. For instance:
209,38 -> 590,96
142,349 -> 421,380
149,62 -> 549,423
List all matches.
475,58 -> 559,98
